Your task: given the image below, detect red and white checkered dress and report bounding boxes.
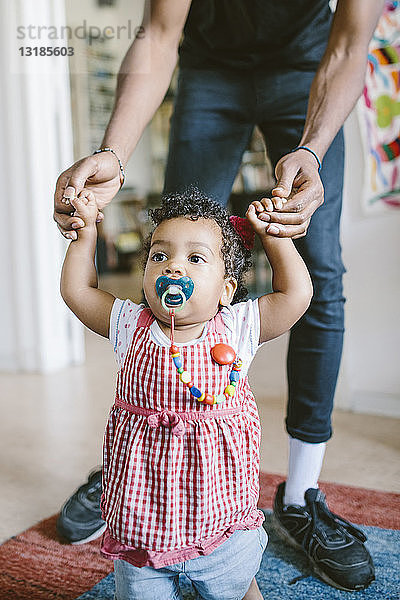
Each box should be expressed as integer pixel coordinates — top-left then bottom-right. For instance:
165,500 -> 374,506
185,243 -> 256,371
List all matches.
101,300 -> 264,568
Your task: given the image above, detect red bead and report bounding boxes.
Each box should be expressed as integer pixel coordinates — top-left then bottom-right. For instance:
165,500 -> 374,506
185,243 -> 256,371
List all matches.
170,345 -> 179,355
186,381 -> 193,388
203,393 -> 214,405
210,343 -> 236,366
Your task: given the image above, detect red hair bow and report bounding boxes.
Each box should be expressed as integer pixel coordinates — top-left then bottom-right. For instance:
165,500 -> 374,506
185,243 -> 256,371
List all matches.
229,215 -> 255,250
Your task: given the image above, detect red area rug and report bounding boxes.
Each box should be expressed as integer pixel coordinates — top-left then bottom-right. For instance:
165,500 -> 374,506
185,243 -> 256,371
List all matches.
0,473 -> 398,600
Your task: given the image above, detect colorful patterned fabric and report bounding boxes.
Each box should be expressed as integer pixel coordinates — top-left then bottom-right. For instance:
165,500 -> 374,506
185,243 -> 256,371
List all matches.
101,300 -> 264,567
357,1 -> 400,209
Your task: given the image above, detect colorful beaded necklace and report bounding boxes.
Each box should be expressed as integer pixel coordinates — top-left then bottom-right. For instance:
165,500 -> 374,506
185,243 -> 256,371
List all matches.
168,309 -> 242,406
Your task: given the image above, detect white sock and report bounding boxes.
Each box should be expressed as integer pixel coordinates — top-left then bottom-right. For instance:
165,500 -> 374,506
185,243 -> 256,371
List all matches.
283,436 -> 326,507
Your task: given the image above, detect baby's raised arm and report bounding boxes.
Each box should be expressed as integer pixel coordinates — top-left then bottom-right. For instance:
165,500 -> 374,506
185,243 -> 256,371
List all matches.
246,201 -> 313,344
60,190 -> 115,338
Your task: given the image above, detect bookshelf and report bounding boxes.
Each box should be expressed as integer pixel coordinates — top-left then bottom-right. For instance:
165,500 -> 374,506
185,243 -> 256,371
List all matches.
69,36 -> 118,158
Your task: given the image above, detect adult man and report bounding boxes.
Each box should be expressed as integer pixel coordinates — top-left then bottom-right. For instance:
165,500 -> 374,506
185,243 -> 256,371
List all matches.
54,0 -> 384,593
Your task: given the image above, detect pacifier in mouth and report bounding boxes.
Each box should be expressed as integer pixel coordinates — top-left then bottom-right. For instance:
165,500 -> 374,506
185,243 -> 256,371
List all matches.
155,276 -> 194,312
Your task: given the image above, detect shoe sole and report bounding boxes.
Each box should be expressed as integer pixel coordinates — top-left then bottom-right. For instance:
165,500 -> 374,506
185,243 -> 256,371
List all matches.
71,523 -> 107,545
271,513 -> 374,592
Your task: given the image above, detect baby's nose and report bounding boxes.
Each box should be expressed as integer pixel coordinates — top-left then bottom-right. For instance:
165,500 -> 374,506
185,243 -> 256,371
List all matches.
163,262 -> 185,276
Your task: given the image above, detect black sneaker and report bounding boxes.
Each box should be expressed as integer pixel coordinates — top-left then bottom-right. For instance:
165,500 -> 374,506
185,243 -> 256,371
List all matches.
56,468 -> 106,544
273,482 -> 375,591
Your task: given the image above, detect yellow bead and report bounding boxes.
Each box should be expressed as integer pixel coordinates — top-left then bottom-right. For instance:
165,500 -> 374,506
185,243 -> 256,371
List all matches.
180,371 -> 191,384
225,385 -> 235,396
171,352 -> 180,358
198,393 -> 205,402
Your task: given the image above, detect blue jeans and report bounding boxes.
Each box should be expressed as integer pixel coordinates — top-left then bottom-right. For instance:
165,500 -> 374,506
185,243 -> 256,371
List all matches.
164,68 -> 345,443
114,527 -> 268,600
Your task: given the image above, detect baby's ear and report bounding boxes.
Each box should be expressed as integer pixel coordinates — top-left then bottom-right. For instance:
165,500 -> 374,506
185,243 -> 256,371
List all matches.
219,277 -> 237,306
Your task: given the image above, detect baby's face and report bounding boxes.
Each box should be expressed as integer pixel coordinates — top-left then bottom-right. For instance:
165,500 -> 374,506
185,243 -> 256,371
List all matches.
143,217 -> 236,327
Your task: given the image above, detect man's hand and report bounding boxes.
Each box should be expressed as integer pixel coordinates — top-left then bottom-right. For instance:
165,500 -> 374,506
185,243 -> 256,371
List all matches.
54,152 -> 122,240
258,149 -> 324,239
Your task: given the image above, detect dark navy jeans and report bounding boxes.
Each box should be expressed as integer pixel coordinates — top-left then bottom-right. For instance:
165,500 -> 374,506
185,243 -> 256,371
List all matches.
164,68 -> 345,443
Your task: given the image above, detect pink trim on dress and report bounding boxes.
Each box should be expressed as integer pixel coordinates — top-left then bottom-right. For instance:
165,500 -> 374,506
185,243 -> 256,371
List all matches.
101,512 -> 265,568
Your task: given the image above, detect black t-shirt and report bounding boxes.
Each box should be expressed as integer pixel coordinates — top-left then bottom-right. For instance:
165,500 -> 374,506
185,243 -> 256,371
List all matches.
180,0 -> 333,71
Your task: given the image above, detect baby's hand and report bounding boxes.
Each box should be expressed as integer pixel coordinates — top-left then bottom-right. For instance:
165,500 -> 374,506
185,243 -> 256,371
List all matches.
246,197 -> 288,237
70,189 -> 99,230
246,199 -> 281,236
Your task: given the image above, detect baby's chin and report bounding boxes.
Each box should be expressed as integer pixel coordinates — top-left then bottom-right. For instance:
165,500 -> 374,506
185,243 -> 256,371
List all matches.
152,305 -> 194,325
151,302 -> 215,329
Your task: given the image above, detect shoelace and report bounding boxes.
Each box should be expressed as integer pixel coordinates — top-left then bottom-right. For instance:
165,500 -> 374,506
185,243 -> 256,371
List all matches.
307,492 -> 367,547
86,483 -> 102,504
80,476 -> 102,505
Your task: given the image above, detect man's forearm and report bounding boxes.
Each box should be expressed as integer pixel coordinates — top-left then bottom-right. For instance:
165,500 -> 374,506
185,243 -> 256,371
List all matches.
101,28 -> 179,164
300,0 -> 384,161
299,48 -> 367,161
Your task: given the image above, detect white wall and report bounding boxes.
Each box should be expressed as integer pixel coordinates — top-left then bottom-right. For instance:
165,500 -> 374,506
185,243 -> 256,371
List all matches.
336,110 -> 400,417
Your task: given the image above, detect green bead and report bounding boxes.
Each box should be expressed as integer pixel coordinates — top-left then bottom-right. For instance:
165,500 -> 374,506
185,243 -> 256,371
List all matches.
177,367 -> 184,374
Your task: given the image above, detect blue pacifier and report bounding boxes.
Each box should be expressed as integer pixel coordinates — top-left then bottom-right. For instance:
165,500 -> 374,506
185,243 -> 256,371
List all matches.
155,276 -> 194,312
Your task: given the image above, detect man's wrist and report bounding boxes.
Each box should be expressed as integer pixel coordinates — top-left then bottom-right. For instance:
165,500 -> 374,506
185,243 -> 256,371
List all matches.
94,147 -> 126,186
291,146 -> 321,172
298,135 -> 328,163
100,140 -> 129,165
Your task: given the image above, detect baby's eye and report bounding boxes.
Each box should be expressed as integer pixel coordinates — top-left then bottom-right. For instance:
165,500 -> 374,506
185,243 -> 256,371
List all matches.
151,252 -> 167,262
189,254 -> 205,264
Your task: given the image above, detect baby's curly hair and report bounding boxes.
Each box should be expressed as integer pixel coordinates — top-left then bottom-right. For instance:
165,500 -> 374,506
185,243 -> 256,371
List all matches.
143,187 -> 252,304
